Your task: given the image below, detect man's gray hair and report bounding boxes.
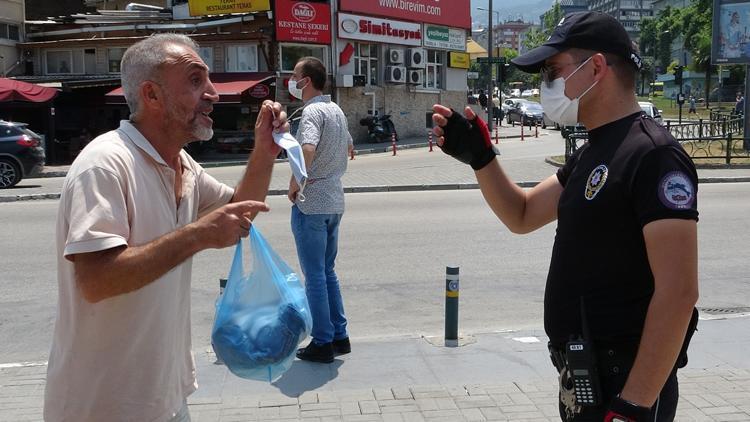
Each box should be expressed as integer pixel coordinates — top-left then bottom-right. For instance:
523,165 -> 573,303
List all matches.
120,33 -> 199,120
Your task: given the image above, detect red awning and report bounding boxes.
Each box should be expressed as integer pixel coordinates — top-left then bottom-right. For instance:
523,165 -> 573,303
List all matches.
105,72 -> 275,105
0,78 -> 59,103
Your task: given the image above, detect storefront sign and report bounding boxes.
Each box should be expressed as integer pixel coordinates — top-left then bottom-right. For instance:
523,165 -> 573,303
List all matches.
338,12 -> 422,46
424,25 -> 466,51
249,84 -> 270,99
340,0 -> 470,29
448,51 -> 470,69
188,0 -> 270,16
276,0 -> 332,44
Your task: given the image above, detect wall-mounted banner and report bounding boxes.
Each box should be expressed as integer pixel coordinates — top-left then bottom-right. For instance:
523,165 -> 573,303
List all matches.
338,12 -> 422,46
424,25 -> 466,51
712,0 -> 750,64
448,51 -> 470,69
340,0 -> 470,29
276,0 -> 331,44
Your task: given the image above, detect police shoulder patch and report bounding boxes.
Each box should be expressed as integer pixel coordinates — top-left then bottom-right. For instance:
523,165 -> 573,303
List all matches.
658,171 -> 695,209
584,164 -> 608,201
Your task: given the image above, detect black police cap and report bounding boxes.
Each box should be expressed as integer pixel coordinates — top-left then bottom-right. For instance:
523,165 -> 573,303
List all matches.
511,11 -> 643,73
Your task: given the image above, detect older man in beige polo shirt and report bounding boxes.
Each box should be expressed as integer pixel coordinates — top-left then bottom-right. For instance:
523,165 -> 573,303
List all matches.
43,34 -> 288,422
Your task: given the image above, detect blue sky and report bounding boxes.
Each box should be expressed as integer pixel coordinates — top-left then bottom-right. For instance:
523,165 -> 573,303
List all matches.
470,0 -> 555,28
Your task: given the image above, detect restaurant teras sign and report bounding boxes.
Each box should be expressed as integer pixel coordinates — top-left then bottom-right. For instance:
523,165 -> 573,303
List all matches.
340,0 -> 470,30
338,12 -> 422,46
276,0 -> 332,44
188,0 -> 270,17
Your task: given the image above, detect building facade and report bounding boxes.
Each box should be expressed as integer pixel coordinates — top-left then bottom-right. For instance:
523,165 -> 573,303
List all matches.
587,0 -> 654,41
0,0 -> 24,77
11,0 -> 471,162
331,1 -> 470,142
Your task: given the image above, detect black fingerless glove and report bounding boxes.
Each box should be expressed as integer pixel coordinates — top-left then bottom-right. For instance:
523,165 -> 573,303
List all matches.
604,395 -> 651,422
439,109 -> 496,170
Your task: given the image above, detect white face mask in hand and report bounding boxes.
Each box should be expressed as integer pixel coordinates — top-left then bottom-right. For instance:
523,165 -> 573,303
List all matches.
541,56 -> 598,126
273,131 -> 308,202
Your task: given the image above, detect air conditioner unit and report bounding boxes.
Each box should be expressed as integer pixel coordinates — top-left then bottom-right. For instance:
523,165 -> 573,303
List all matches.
385,66 -> 407,84
407,69 -> 423,85
388,48 -> 405,65
336,74 -> 354,88
406,48 -> 426,69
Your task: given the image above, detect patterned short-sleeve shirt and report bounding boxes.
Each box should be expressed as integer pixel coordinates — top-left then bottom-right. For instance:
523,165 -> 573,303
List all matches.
294,95 -> 353,214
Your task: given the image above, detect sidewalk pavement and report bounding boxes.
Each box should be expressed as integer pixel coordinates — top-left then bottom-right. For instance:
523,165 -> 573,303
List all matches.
1,318 -> 749,422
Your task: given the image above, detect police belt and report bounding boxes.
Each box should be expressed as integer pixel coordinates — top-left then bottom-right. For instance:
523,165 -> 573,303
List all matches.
548,341 -> 640,378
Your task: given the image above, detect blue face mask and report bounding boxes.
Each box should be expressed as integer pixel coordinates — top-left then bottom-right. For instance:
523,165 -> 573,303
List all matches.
273,131 -> 308,202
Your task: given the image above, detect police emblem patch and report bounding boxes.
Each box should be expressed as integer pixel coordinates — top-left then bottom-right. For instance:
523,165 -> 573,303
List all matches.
584,165 -> 608,200
658,171 -> 695,209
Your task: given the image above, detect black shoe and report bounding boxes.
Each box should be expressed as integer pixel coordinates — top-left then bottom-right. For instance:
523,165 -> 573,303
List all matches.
333,337 -> 351,355
296,342 -> 334,363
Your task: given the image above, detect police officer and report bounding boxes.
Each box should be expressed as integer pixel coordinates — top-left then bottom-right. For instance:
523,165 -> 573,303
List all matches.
431,11 -> 698,422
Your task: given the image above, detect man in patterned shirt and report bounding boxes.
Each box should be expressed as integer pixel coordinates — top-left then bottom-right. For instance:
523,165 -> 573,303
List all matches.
287,57 -> 354,363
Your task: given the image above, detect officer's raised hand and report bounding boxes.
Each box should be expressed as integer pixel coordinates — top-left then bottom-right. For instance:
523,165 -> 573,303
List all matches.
432,105 -> 496,170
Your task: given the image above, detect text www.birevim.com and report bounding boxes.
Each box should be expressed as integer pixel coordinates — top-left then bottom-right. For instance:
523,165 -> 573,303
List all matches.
378,0 -> 441,16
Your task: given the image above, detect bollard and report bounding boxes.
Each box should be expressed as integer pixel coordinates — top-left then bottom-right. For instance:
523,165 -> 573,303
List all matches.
445,266 -> 459,347
391,132 -> 397,156
535,121 -> 539,138
428,130 -> 434,152
521,121 -> 525,141
494,124 -> 499,144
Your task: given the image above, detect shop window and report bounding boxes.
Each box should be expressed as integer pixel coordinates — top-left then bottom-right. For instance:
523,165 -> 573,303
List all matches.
84,49 -> 96,75
423,50 -> 444,90
46,49 -> 95,75
46,51 -> 75,75
279,44 -> 328,72
7,24 -> 20,41
226,44 -> 259,72
108,48 -> 127,73
354,43 -> 378,86
199,46 -> 214,71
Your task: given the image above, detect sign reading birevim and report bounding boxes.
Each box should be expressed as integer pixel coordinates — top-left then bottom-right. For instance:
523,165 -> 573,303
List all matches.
275,0 -> 331,44
340,0 -> 470,29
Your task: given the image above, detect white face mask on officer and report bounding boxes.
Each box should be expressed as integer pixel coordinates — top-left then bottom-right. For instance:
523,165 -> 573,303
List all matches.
288,77 -> 308,100
541,56 -> 598,126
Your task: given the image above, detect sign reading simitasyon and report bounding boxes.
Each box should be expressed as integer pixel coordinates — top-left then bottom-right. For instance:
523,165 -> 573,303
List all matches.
338,12 -> 422,46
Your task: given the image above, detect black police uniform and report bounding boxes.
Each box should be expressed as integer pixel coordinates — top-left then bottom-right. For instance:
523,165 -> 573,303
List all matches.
546,111 -> 699,421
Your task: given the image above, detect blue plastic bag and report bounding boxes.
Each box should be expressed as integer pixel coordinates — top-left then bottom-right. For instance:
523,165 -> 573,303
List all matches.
211,226 -> 312,382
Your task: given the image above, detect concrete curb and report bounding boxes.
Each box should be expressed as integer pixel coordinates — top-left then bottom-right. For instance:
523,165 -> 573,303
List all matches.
2,177 -> 748,203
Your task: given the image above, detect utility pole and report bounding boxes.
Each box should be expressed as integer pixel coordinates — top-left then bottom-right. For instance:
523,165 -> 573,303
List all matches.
487,0 -> 494,134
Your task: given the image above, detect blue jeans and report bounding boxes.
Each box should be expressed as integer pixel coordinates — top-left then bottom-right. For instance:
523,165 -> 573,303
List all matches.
291,205 -> 348,344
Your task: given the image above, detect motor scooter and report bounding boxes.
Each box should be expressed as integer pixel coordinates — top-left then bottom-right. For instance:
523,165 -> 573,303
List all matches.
359,114 -> 398,143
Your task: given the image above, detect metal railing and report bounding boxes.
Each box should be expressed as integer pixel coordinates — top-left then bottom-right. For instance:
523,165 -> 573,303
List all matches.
563,115 -> 750,164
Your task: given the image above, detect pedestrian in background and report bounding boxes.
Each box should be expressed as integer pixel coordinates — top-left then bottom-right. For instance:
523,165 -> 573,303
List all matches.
492,93 -> 502,125
478,89 -> 488,110
44,33 -> 287,422
433,11 -> 698,422
287,57 -> 353,364
689,96 -> 697,114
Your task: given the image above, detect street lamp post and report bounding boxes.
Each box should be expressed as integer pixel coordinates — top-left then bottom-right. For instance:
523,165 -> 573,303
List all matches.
477,4 -> 500,132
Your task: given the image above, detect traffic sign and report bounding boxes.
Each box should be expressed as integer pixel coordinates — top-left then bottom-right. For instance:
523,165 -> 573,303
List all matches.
476,57 -> 505,64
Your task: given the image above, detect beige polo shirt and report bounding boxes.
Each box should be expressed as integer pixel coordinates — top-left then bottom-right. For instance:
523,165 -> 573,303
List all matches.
44,121 -> 234,422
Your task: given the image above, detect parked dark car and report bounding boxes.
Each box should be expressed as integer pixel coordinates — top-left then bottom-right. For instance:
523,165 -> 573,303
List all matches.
506,100 -> 546,128
0,120 -> 45,188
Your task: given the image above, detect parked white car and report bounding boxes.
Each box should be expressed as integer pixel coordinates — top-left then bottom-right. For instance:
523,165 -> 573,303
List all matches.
521,89 -> 534,97
638,101 -> 663,125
